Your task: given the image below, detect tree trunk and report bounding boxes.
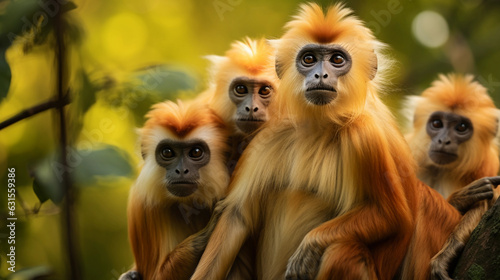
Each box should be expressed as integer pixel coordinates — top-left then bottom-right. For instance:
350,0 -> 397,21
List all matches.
453,198 -> 500,279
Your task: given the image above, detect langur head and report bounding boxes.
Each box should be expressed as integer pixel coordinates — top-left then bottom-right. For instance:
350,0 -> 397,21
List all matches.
136,101 -> 230,206
205,37 -> 279,135
407,74 -> 499,171
273,3 -> 388,123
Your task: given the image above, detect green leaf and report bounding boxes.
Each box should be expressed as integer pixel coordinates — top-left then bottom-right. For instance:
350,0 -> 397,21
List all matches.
31,146 -> 134,204
62,1 -> 78,13
0,0 -> 41,99
32,155 -> 65,204
126,65 -> 197,124
99,65 -> 197,125
78,71 -> 98,115
0,0 -> 40,47
0,0 -> 78,100
67,71 -> 98,140
133,65 -> 197,99
0,52 -> 11,101
32,178 -> 50,204
0,0 -> 78,39
72,146 -> 134,186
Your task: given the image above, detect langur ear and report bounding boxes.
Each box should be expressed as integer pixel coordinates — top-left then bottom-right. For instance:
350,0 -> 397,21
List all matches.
400,96 -> 425,134
135,128 -> 147,159
369,51 -> 378,80
275,57 -> 284,80
495,109 -> 500,138
266,39 -> 284,79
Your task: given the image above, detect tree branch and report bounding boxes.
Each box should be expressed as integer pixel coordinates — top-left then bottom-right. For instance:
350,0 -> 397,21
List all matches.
54,13 -> 82,280
0,93 -> 70,130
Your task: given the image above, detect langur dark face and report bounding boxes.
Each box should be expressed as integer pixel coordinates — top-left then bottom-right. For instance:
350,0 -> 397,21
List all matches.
228,77 -> 273,134
295,44 -> 352,105
426,111 -> 473,165
155,139 -> 211,197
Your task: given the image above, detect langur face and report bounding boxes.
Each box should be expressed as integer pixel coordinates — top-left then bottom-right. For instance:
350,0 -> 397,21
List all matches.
155,139 -> 211,197
295,44 -> 352,105
426,111 -> 473,165
228,76 -> 273,134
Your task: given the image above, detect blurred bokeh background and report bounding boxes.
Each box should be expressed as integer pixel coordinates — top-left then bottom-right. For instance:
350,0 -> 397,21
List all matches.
0,0 -> 499,279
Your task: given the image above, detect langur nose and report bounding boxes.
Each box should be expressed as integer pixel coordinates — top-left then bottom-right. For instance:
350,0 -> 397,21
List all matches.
245,106 -> 259,112
314,73 -> 329,79
437,139 -> 451,145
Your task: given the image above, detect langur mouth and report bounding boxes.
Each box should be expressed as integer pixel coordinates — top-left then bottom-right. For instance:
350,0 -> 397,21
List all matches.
306,85 -> 336,92
236,119 -> 265,134
305,86 -> 338,105
237,118 -> 265,122
167,181 -> 198,197
429,151 -> 458,165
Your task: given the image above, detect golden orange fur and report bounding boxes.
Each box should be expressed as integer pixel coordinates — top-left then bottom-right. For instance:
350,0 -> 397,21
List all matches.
122,100 -> 230,280
403,74 -> 500,279
190,3 -> 461,280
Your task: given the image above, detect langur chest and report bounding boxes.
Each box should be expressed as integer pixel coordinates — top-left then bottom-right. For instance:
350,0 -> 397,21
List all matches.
287,133 -> 342,196
419,169 -> 461,198
168,206 -> 211,234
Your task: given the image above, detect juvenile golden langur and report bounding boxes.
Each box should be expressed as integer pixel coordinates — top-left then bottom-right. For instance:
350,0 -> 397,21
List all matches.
201,37 -> 279,136
119,101 -> 230,280
198,38 -> 279,172
403,74 -> 500,280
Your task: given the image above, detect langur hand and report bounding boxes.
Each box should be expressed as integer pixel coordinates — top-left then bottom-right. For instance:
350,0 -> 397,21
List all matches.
430,249 -> 459,280
430,238 -> 465,280
430,266 -> 454,280
285,239 -> 324,280
448,176 -> 500,214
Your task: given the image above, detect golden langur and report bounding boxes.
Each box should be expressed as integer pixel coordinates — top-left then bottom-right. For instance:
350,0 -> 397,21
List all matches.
199,38 -> 279,171
119,101 -> 230,280
403,74 -> 500,280
189,3 -> 455,279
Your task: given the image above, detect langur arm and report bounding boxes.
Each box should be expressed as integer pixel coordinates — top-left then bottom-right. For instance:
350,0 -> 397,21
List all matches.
447,176 -> 500,214
122,197 -> 161,280
286,123 -> 414,279
226,238 -> 257,280
286,200 -> 412,279
190,206 -> 251,280
430,201 -> 489,280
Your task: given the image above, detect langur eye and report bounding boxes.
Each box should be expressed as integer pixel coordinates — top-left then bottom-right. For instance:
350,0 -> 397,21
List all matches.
235,85 -> 248,95
259,86 -> 272,96
331,53 -> 346,66
302,54 -> 316,65
431,119 -> 443,129
160,147 -> 175,160
456,123 -> 468,133
189,147 -> 203,159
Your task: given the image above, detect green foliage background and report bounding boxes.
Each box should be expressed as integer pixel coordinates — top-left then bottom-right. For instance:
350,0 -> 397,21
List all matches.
0,0 -> 499,279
